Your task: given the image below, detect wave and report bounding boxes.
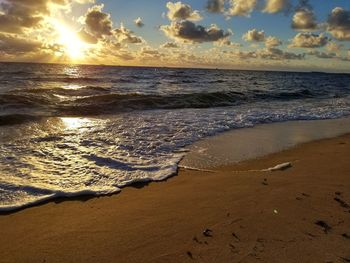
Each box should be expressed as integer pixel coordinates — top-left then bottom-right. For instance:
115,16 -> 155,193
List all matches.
56,89 -> 317,114
25,86 -> 110,96
0,88 -> 340,121
0,181 -> 120,212
0,94 -> 52,107
0,114 -> 41,126
27,77 -> 102,83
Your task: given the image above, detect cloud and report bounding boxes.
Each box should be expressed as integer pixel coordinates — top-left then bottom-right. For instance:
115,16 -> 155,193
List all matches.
265,36 -> 282,48
74,0 -> 95,3
0,33 -> 42,54
0,0 -> 50,33
81,4 -> 113,38
327,7 -> 350,41
291,8 -> 318,31
114,50 -> 135,61
139,47 -> 164,60
242,29 -> 265,42
166,2 -> 202,21
326,41 -> 342,53
244,33 -> 283,49
134,17 -> 144,27
227,0 -> 257,17
206,0 -> 225,13
224,50 -> 258,59
289,33 -> 329,48
79,4 -> 144,45
308,50 -> 337,59
258,47 -> 305,60
263,0 -> 291,14
77,28 -> 98,44
161,20 -> 231,43
215,38 -> 241,48
114,24 -> 144,44
161,42 -> 180,48
226,48 -> 304,60
0,0 -> 95,34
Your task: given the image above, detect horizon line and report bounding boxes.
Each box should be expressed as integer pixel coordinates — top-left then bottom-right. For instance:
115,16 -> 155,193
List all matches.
1,60 -> 349,75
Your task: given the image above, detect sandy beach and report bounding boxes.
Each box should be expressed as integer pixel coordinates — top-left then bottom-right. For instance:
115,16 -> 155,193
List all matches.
0,123 -> 349,262
1,0 -> 350,260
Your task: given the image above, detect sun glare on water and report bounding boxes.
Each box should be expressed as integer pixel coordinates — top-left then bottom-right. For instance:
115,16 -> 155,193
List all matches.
61,117 -> 92,130
53,21 -> 88,60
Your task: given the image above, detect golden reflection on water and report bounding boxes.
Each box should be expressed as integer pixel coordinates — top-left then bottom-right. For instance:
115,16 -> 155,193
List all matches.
63,65 -> 81,77
62,84 -> 83,90
61,117 -> 93,130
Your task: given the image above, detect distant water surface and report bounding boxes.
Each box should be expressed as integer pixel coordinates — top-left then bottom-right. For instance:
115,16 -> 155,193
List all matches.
1,63 -> 350,211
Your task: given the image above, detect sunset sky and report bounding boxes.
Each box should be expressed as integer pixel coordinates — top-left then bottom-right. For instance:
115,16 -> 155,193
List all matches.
0,0 -> 349,72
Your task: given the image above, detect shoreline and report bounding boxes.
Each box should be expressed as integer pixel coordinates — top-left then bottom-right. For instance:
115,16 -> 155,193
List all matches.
2,117 -> 350,214
182,117 -> 350,169
0,120 -> 349,262
1,117 -> 350,214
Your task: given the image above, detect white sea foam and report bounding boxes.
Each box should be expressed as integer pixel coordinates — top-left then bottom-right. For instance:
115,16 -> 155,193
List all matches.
1,97 -> 350,211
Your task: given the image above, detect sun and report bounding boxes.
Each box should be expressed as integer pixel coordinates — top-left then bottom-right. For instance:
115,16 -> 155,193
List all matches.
53,21 -> 88,60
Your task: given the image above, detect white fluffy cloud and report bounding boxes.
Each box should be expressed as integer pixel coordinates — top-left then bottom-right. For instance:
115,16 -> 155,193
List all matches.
263,0 -> 290,14
289,33 -> 329,48
166,2 -> 202,21
292,8 -> 318,31
265,36 -> 282,48
228,0 -> 257,17
243,29 -> 265,42
134,17 -> 144,27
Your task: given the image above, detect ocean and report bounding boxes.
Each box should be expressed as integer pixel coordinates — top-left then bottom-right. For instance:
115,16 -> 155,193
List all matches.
0,62 -> 350,211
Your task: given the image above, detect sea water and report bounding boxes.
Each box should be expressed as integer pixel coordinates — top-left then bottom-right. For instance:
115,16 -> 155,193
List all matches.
1,63 -> 350,211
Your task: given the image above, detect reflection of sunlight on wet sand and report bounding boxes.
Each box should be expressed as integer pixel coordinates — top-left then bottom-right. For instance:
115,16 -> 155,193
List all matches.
61,117 -> 93,130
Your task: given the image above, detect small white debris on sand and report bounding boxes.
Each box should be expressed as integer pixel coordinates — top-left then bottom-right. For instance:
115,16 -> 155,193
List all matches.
232,162 -> 292,173
179,165 -> 217,173
262,162 -> 292,172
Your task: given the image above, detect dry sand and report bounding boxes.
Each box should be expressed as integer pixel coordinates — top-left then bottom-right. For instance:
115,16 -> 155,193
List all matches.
0,134 -> 350,262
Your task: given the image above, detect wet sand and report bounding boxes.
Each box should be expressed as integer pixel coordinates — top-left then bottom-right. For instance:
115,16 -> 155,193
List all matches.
0,130 -> 350,262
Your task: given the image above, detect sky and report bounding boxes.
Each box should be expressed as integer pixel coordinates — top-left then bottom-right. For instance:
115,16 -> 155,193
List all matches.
0,0 -> 349,72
